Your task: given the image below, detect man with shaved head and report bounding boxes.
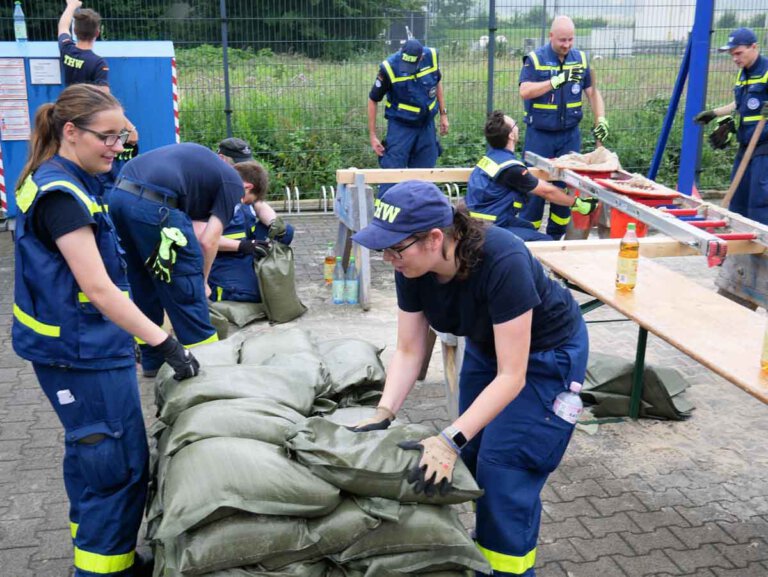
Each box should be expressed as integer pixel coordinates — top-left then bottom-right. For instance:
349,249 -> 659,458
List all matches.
518,15 -> 608,240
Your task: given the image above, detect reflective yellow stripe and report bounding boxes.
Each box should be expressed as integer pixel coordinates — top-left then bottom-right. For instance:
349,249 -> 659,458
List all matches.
134,336 -> 146,345
70,522 -> 78,539
216,286 -> 223,302
528,50 -> 585,71
74,547 -> 134,574
16,176 -> 39,213
428,100 -> 437,111
566,101 -> 583,108
477,543 -> 537,574
477,156 -> 525,178
41,181 -> 102,215
735,70 -> 768,86
531,220 -> 542,229
78,291 -> 129,303
398,102 -> 421,113
469,211 -> 497,222
533,103 -> 557,110
224,232 -> 246,240
13,304 -> 61,337
186,333 -> 219,348
550,212 -> 572,225
381,60 -> 396,83
513,201 -> 523,209
742,115 -> 765,122
415,47 -> 438,77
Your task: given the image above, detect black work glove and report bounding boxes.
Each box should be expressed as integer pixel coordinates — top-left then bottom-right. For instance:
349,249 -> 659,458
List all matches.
348,406 -> 395,432
709,116 -> 735,150
238,238 -> 271,260
267,217 -> 288,242
155,335 -> 200,381
693,110 -> 717,125
398,435 -> 458,497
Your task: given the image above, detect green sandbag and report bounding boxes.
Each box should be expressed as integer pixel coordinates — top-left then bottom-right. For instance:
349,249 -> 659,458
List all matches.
285,418 -> 483,505
261,351 -> 332,398
158,365 -> 322,425
209,300 -> 267,328
255,242 -> 307,324
347,549 -> 490,576
240,327 -> 316,365
316,339 -> 386,396
165,499 -> 380,575
163,398 -> 306,457
156,437 -> 342,539
201,562 -> 328,577
209,305 -> 231,340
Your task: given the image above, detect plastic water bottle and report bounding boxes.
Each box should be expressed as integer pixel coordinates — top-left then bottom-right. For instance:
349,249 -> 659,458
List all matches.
14,2 -> 28,43
616,222 -> 639,291
553,381 -> 583,424
323,242 -> 335,286
332,256 -> 345,304
344,256 -> 359,305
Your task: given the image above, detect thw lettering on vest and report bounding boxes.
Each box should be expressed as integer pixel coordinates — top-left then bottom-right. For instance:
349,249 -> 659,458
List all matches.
63,55 -> 85,69
374,198 -> 402,223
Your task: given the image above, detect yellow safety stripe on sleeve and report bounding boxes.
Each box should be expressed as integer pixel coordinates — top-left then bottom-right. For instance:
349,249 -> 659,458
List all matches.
13,304 -> 61,337
567,101 -> 583,108
70,522 -> 78,539
514,201 -> 523,209
469,211 -> 497,222
533,103 -> 558,109
216,286 -> 223,302
74,547 -> 134,574
531,220 -> 542,229
742,115 -> 765,122
186,333 -> 219,348
41,181 -> 102,215
77,291 -> 129,303
16,176 -> 39,213
477,543 -> 537,575
224,231 -> 246,240
550,212 -> 572,225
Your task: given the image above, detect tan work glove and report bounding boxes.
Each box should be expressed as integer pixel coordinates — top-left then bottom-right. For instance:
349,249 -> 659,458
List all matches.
349,405 -> 395,432
398,434 -> 459,497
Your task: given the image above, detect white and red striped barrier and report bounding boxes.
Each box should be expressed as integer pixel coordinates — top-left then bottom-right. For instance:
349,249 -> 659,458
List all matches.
171,57 -> 180,143
0,146 -> 7,218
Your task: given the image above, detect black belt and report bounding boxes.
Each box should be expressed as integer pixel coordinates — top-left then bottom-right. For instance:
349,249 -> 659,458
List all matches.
115,178 -> 178,208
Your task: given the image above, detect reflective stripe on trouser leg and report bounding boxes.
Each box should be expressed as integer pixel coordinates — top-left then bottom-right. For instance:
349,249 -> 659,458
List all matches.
33,364 -> 149,577
545,202 -> 572,240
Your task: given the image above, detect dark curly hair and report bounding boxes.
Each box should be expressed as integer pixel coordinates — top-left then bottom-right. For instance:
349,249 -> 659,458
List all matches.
485,110 -> 513,149
440,201 -> 488,281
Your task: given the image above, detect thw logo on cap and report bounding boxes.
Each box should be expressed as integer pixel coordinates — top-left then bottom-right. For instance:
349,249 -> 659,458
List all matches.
374,198 -> 401,223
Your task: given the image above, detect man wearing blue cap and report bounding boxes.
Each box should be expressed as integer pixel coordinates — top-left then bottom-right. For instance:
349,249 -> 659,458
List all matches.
694,27 -> 768,224
368,39 -> 449,191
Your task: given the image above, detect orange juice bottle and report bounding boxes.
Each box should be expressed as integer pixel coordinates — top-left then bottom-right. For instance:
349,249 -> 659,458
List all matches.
761,320 -> 768,373
616,223 -> 639,291
323,242 -> 335,285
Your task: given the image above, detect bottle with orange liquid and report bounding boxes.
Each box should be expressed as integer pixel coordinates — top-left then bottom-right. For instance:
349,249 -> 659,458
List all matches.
761,320 -> 768,373
616,223 -> 639,291
323,242 -> 335,285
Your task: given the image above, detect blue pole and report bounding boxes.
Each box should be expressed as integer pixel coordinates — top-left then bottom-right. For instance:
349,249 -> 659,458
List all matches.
677,0 -> 715,195
648,39 -> 691,180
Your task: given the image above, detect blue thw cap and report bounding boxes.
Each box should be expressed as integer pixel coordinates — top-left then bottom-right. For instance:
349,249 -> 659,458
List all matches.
400,39 -> 424,74
718,28 -> 758,52
352,180 -> 454,250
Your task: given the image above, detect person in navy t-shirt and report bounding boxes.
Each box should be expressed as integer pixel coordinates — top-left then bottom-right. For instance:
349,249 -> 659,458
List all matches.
349,180 -> 589,577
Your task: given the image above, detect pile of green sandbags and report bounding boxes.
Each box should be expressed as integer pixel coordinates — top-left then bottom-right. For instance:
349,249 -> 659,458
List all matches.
148,328 -> 489,577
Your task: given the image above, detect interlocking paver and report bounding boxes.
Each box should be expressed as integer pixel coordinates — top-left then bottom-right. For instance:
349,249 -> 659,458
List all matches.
670,523 -> 738,549
570,532 -> 635,561
621,527 -> 687,555
614,549 -> 683,577
667,543 -> 736,573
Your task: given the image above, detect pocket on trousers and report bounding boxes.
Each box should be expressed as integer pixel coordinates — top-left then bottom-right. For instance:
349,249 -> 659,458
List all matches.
169,274 -> 202,306
67,420 -> 130,493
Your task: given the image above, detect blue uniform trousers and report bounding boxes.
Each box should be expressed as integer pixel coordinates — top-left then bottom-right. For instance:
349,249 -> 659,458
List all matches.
520,125 -> 581,240
729,149 -> 768,225
108,188 -> 218,372
459,319 -> 588,576
500,223 -> 553,242
34,364 -> 148,577
379,119 -> 439,193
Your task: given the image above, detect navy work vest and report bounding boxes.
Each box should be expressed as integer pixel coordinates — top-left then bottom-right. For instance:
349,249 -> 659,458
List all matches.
381,47 -> 441,126
734,54 -> 768,148
523,45 -> 588,131
466,148 -> 529,228
12,157 -> 135,369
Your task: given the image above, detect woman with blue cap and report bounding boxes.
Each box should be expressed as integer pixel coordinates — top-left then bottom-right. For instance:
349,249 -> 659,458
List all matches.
350,180 -> 589,577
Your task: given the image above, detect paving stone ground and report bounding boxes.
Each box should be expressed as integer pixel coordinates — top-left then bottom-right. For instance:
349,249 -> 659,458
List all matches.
2,214 -> 768,577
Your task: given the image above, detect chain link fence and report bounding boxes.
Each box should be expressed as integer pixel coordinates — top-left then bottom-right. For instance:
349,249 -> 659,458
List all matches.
2,1 -> 767,201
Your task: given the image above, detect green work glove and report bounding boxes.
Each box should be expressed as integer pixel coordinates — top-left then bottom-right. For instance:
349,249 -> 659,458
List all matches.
145,227 -> 187,283
267,216 -> 288,241
709,116 -> 735,150
693,110 -> 717,125
592,117 -> 610,142
550,65 -> 584,90
572,196 -> 599,216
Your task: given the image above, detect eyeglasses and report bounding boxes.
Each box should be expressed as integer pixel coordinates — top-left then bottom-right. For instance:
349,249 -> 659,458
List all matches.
75,125 -> 131,147
377,235 -> 423,260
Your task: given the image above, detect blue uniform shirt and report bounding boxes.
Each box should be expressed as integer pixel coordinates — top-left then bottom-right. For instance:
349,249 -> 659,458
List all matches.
58,33 -> 109,87
395,226 -> 580,355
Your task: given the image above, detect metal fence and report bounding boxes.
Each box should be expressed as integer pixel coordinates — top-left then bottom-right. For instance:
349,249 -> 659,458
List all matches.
2,1 -> 767,201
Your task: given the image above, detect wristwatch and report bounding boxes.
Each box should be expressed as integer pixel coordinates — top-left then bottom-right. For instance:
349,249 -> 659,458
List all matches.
440,108 -> 448,116
442,425 -> 468,449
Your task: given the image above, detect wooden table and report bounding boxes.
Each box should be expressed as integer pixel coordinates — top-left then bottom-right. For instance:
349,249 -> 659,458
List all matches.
529,246 -> 768,414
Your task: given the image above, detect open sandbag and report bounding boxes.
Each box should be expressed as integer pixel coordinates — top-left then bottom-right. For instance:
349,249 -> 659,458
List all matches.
163,398 -> 306,456
316,339 -> 386,396
164,499 -> 381,575
209,300 -> 267,328
285,418 -> 483,505
156,437 -> 342,539
240,327 -> 316,365
158,365 -> 321,425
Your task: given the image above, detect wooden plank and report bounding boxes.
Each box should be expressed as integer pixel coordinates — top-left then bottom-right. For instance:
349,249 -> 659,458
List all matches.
336,166 -> 552,185
528,237 -> 766,258
534,249 -> 768,404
